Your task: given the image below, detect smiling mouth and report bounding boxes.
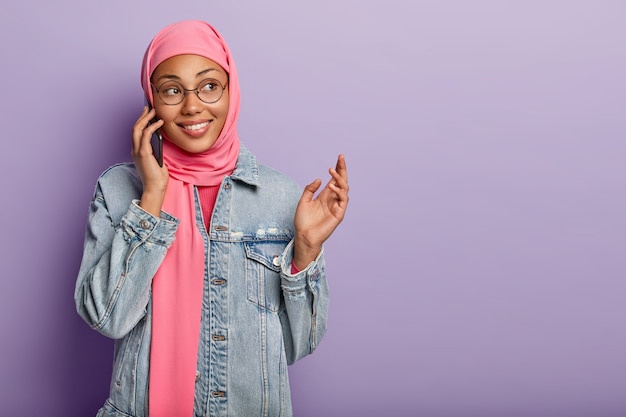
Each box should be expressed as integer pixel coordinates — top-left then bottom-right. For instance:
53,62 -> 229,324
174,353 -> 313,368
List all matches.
181,121 -> 210,131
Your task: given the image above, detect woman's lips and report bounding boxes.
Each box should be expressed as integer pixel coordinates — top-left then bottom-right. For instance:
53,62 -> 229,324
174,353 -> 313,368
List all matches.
178,120 -> 211,137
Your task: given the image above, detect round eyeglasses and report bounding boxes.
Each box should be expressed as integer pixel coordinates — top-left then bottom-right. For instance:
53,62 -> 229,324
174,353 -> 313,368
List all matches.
151,78 -> 227,105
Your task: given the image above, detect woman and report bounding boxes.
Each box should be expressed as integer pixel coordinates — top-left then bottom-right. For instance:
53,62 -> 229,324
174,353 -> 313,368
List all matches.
75,20 -> 348,417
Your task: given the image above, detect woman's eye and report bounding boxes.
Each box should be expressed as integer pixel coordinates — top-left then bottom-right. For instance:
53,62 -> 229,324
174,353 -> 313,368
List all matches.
164,87 -> 181,96
200,82 -> 217,91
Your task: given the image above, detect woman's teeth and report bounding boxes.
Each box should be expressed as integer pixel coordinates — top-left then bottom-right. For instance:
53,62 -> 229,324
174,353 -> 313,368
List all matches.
182,121 -> 210,131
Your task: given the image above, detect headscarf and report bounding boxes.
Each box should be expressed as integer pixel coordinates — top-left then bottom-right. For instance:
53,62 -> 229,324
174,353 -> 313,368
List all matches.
140,20 -> 240,416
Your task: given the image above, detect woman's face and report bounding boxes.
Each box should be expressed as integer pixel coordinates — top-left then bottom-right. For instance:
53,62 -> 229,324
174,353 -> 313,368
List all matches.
151,54 -> 230,153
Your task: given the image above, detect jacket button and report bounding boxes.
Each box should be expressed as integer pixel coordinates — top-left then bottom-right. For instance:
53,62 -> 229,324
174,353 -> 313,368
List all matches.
272,255 -> 281,267
139,219 -> 151,229
195,371 -> 200,381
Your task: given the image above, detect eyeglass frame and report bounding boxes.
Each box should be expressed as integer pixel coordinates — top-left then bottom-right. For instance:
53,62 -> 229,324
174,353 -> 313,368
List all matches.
150,77 -> 228,105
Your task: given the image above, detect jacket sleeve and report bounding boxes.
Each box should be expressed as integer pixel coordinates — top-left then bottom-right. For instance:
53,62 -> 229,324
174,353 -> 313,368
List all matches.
74,173 -> 178,339
278,239 -> 329,364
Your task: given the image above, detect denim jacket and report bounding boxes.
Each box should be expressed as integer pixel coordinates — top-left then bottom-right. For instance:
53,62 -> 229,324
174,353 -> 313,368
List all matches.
75,145 -> 329,417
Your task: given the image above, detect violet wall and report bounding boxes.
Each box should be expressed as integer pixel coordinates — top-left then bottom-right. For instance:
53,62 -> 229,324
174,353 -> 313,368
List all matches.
0,1 -> 624,416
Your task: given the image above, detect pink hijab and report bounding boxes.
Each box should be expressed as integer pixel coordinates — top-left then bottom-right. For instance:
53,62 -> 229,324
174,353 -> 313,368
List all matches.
140,20 -> 240,416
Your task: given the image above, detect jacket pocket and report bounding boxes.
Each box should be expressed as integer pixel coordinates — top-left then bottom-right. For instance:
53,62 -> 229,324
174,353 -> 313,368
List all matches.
245,241 -> 286,313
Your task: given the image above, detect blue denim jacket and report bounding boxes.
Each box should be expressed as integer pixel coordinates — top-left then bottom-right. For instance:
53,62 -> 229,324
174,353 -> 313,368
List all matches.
75,145 -> 329,417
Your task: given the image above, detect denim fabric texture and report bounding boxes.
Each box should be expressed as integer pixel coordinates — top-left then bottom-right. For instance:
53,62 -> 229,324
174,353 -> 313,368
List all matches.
75,145 -> 329,417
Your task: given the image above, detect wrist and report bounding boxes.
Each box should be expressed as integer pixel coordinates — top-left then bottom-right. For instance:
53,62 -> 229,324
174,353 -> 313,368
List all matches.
139,189 -> 165,217
293,237 -> 321,271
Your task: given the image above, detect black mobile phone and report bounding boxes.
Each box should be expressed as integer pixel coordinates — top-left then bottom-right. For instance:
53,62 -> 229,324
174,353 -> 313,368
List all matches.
146,101 -> 163,167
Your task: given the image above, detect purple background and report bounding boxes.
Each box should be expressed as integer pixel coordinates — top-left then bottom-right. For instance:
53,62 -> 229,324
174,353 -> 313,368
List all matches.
0,1 -> 624,416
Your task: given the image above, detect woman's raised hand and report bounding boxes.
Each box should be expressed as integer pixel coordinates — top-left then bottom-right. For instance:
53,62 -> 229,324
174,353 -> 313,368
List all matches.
132,106 -> 169,217
293,154 -> 349,270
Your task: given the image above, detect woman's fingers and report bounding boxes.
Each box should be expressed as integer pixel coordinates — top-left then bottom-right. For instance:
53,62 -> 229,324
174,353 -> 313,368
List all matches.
132,106 -> 163,159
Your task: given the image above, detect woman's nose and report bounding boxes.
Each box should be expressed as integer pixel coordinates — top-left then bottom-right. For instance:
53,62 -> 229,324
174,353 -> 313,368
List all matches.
180,91 -> 204,114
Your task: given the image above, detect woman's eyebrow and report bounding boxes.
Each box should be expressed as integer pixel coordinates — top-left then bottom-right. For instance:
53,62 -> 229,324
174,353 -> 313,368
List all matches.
154,68 -> 220,83
196,68 -> 218,77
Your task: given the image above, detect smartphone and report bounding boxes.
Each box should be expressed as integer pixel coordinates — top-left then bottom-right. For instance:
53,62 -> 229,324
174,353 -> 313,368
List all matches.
146,101 -> 163,167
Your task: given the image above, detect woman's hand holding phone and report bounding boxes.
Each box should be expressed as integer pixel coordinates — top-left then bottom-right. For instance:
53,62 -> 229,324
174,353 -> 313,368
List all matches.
132,105 -> 169,217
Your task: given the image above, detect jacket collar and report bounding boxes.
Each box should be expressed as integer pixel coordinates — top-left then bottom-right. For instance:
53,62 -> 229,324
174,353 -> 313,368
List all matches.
230,144 -> 260,187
